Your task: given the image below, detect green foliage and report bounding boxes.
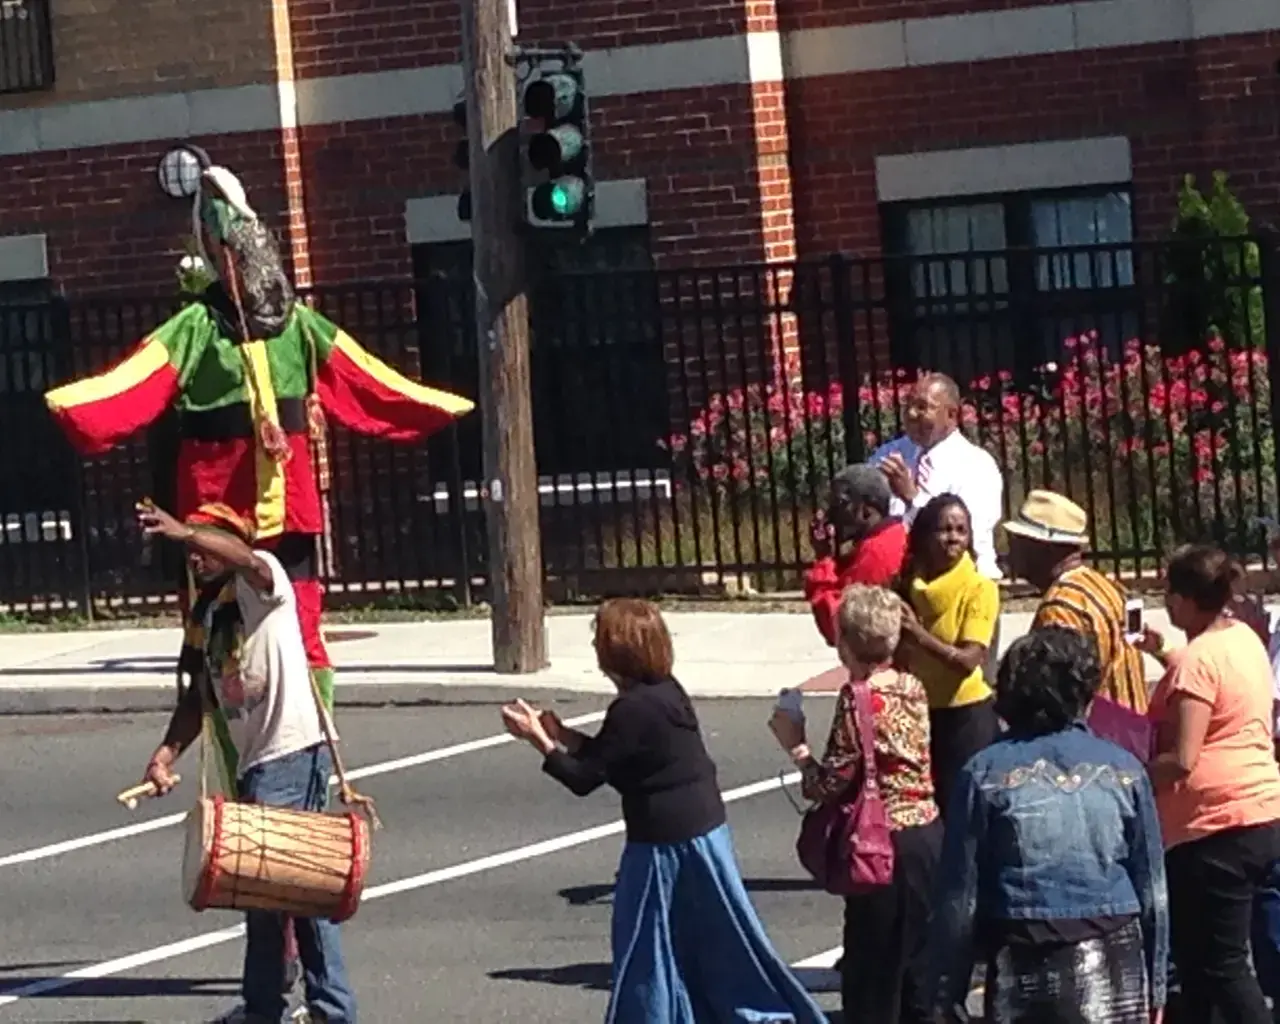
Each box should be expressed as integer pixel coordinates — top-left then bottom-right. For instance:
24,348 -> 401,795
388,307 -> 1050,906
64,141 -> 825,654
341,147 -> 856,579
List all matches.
1162,171 -> 1264,355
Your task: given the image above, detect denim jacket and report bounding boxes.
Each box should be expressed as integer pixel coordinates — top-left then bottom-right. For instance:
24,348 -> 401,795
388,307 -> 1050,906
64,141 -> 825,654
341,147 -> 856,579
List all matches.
928,721 -> 1169,1013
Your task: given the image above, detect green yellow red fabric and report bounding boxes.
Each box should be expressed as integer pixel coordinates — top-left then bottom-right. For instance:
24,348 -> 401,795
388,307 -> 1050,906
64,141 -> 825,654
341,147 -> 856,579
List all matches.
44,300 -> 474,540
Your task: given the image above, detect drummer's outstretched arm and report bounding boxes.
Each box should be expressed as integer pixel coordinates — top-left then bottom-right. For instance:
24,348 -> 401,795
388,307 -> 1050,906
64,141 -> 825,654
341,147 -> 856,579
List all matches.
148,676 -> 204,774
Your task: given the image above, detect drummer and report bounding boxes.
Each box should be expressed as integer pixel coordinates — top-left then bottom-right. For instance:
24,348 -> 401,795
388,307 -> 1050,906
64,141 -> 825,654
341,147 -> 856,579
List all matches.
136,500 -> 358,1024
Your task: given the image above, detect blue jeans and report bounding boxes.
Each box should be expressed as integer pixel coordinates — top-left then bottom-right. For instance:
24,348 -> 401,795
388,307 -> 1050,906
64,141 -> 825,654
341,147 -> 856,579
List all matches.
237,744 -> 357,1023
1252,859 -> 1280,1013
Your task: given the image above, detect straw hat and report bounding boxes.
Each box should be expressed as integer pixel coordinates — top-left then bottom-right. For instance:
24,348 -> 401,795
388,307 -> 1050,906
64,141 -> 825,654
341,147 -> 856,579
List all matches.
1002,490 -> 1089,545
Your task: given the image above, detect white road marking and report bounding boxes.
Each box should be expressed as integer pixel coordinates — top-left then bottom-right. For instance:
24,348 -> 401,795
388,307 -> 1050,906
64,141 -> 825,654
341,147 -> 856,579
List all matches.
0,771 -> 803,1007
792,946 -> 841,969
0,711 -> 608,869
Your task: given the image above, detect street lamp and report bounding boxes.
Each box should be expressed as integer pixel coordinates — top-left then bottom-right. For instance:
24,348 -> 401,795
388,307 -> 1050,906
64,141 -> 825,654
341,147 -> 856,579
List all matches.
156,144 -> 210,199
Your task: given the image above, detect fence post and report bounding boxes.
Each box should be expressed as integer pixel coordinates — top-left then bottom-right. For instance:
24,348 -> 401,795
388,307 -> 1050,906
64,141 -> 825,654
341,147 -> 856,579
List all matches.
1258,231 -> 1280,531
826,252 -> 863,463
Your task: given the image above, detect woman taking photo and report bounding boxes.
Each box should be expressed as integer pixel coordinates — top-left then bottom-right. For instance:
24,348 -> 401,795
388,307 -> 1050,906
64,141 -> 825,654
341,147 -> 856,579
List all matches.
1141,545 -> 1280,1024
895,493 -> 1001,814
500,598 -> 827,1024
929,626 -> 1169,1024
770,583 -> 941,1024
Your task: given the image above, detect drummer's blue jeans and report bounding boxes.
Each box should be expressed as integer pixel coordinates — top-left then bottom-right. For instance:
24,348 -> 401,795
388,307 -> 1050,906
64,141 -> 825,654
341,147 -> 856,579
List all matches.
238,743 -> 358,1024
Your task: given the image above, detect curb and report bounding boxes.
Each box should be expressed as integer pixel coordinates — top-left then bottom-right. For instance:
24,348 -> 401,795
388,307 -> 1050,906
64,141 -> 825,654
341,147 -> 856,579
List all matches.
0,683 -> 838,716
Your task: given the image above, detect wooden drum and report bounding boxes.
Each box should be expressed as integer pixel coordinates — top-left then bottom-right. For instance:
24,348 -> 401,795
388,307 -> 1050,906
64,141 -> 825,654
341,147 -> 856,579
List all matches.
182,796 -> 370,922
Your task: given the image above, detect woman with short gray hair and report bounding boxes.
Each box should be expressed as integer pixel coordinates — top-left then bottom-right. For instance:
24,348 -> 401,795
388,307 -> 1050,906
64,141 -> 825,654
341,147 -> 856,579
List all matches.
770,584 -> 941,1023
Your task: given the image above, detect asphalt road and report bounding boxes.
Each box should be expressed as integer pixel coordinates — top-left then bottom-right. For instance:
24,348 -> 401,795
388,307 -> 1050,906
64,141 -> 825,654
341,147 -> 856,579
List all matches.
0,696 -> 847,1023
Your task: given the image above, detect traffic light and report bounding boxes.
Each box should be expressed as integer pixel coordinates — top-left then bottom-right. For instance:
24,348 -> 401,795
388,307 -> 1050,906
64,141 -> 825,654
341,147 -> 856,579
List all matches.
522,65 -> 593,232
452,93 -> 472,223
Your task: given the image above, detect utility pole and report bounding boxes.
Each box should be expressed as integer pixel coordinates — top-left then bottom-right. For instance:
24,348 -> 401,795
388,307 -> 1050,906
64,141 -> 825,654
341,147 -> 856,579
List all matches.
459,0 -> 548,673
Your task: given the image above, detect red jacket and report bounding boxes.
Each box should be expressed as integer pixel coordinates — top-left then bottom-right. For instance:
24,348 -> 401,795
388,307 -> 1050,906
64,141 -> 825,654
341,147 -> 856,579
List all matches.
804,519 -> 909,647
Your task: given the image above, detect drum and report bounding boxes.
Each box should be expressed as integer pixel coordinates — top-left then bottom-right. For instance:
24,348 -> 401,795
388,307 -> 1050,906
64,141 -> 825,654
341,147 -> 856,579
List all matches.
182,796 -> 370,922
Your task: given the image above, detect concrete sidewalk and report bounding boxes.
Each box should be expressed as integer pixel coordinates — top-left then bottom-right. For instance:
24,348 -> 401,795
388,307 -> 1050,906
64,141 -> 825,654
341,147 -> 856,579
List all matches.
0,606 -> 1180,714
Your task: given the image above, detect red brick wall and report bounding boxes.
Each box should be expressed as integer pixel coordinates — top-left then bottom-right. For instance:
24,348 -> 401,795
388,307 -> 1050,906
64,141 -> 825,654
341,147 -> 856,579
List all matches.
0,131 -> 292,293
787,32 -> 1280,258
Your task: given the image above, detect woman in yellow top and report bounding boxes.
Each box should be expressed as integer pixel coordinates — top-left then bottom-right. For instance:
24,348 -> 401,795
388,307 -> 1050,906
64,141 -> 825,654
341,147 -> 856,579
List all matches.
896,493 -> 1002,818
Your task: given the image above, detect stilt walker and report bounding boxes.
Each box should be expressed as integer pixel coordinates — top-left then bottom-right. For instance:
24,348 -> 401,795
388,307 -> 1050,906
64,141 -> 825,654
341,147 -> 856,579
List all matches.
44,161 -> 475,1006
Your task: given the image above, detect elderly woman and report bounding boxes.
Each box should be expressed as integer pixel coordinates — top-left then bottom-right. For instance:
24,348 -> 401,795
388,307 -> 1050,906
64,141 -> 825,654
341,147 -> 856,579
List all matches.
771,583 -> 940,1024
501,598 -> 827,1024
928,626 -> 1169,1024
1141,545 -> 1280,1024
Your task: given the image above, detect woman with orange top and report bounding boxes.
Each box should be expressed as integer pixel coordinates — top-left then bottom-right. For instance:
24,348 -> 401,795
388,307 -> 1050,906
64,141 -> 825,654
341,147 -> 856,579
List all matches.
1143,545 -> 1280,1024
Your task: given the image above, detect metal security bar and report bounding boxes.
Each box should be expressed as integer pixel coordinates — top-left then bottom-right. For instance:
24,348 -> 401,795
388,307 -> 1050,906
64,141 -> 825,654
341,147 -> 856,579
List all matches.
0,0 -> 54,94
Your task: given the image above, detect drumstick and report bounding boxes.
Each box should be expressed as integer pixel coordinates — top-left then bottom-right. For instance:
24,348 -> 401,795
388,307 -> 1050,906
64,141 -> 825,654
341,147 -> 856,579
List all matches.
117,775 -> 180,810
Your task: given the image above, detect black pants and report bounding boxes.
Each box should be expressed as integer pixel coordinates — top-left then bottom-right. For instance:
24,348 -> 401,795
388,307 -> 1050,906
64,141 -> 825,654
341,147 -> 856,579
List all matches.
1166,820 -> 1280,1024
929,698 -> 1000,818
841,819 -> 943,1024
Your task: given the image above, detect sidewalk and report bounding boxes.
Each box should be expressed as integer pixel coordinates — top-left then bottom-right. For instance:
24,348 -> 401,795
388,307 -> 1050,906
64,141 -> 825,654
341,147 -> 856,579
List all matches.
0,606 -> 1181,714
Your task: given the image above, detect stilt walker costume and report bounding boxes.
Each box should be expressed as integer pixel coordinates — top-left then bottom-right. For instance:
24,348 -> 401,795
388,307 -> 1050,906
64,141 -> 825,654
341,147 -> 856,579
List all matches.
45,163 -> 475,784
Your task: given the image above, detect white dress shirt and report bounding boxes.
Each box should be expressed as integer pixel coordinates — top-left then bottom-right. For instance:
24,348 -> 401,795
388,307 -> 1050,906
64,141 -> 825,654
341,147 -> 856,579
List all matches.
868,429 -> 1005,579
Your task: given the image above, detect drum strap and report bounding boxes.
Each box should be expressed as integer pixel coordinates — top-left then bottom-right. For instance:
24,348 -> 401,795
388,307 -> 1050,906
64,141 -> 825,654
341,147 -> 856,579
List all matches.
308,670 -> 383,831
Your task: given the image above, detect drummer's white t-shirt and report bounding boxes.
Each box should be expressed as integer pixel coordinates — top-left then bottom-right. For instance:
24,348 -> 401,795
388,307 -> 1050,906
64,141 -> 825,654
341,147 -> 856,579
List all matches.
204,550 -> 327,776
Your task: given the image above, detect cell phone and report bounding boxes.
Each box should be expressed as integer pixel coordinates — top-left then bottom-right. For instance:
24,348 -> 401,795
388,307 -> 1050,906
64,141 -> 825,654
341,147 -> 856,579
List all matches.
1124,597 -> 1144,642
776,688 -> 804,723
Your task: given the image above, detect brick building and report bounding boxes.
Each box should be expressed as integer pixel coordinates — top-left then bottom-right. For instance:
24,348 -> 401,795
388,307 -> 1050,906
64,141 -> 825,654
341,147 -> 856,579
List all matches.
0,0 -> 1275,299
0,0 -> 1275,604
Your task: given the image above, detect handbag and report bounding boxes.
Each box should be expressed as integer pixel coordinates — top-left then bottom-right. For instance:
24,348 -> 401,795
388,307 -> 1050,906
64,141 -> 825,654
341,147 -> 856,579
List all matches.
796,673 -> 896,894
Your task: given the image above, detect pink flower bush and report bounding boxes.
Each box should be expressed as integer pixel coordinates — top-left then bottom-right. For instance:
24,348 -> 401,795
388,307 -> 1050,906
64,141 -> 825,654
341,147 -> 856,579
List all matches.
665,331 -> 1275,556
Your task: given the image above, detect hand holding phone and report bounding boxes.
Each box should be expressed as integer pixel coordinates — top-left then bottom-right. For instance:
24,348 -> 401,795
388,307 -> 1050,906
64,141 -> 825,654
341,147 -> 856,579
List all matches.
1124,597 -> 1144,643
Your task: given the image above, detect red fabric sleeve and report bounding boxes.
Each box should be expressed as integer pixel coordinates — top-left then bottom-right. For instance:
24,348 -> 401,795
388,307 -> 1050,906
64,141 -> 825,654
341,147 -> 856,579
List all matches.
804,557 -> 843,648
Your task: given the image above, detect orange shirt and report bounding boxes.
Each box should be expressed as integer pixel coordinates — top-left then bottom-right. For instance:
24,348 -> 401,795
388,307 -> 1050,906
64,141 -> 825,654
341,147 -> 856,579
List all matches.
1148,620 -> 1280,849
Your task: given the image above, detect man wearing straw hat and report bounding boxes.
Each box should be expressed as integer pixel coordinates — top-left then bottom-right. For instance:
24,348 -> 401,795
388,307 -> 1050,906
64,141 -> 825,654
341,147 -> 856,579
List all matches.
135,499 -> 359,1024
1003,489 -> 1149,712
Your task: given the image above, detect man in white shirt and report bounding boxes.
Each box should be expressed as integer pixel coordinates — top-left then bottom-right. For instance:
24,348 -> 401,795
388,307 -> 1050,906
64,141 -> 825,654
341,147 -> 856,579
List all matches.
870,374 -> 1006,679
869,373 -> 1005,581
137,500 -> 357,1024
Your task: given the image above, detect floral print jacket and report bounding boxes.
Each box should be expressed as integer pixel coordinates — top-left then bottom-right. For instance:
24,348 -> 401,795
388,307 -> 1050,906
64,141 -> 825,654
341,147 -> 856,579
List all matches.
799,668 -> 939,831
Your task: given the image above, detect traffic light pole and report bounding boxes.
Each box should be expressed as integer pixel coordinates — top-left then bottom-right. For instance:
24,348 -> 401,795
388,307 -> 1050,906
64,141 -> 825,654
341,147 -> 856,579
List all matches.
459,0 -> 549,674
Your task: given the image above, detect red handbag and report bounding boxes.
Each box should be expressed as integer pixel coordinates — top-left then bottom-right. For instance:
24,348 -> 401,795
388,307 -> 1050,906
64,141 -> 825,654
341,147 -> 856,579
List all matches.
796,674 -> 896,895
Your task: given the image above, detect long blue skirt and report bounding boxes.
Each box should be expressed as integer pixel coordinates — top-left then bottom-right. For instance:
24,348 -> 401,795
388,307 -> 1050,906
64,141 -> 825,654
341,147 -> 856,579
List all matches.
607,822 -> 830,1023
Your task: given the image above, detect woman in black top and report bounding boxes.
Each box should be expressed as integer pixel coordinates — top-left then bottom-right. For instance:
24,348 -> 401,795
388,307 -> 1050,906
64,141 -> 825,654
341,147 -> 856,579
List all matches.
502,598 -> 828,1024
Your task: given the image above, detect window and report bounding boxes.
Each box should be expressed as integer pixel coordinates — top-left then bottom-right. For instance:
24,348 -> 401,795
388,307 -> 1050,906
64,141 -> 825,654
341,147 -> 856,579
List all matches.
882,187 -> 1136,381
413,227 -> 669,481
0,0 -> 55,94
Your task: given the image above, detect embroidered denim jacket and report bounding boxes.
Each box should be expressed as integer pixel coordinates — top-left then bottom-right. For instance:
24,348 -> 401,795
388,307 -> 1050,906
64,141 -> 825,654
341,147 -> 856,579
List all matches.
928,722 -> 1169,1013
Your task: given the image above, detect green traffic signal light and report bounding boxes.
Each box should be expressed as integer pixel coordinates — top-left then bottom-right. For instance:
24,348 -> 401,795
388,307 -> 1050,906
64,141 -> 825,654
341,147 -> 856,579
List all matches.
532,177 -> 586,221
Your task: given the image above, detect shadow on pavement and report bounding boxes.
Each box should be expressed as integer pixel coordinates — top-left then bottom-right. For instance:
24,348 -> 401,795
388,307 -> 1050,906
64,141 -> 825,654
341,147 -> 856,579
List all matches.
489,962 -> 611,991
559,876 -> 820,905
0,976 -> 238,998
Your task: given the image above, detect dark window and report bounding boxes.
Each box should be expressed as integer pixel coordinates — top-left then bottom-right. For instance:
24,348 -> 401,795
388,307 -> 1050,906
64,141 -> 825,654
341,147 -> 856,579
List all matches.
0,0 -> 55,94
413,227 -> 669,483
882,186 -> 1136,381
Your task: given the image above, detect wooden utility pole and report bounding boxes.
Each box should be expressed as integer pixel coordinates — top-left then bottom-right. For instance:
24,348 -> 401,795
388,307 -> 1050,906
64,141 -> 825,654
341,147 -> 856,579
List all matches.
460,0 -> 548,673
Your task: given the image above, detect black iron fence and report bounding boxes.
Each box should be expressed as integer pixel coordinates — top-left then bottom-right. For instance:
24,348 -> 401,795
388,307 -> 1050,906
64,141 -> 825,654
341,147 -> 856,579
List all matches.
0,235 -> 1276,616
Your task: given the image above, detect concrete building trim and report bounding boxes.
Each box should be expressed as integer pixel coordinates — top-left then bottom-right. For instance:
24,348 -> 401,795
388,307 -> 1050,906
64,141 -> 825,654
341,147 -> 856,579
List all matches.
0,234 -> 49,282
1,0 -> 1277,158
405,178 -> 650,245
875,136 -> 1135,202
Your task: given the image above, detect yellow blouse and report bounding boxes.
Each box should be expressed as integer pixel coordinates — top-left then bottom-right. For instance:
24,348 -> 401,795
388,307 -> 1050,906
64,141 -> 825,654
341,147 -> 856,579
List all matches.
904,553 -> 999,710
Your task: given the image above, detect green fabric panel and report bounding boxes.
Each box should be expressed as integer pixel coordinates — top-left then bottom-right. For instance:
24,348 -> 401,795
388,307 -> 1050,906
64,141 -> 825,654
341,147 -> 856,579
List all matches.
313,665 -> 336,713
209,709 -> 239,790
261,311 -> 311,398
295,307 -> 341,364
